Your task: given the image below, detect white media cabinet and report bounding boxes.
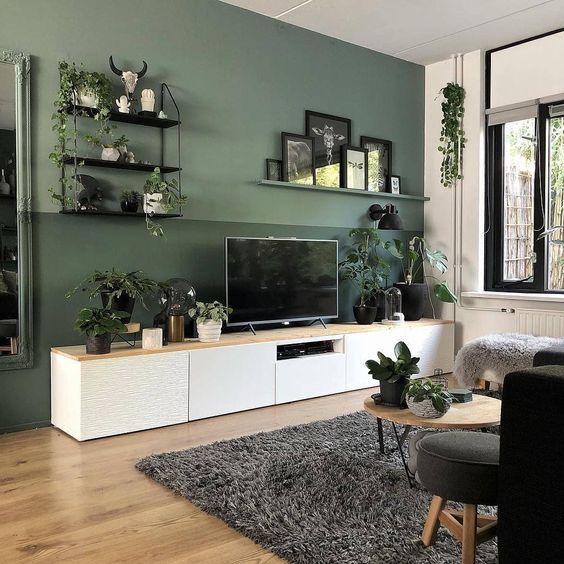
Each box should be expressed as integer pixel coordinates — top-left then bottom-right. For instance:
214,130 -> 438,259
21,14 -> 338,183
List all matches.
51,319 -> 454,441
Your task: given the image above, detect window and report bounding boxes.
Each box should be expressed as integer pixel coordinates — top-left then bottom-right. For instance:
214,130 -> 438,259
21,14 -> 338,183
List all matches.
486,104 -> 564,293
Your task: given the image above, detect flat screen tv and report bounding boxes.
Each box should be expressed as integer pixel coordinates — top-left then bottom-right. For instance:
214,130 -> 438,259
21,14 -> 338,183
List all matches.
225,237 -> 338,327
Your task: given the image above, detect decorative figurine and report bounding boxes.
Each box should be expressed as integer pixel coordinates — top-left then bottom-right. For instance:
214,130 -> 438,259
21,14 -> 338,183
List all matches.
140,89 -> 156,116
158,110 -> 168,119
109,56 -> 147,109
115,95 -> 130,114
74,174 -> 103,211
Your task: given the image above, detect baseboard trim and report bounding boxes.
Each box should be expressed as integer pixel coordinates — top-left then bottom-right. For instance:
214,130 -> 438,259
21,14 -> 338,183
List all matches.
0,419 -> 52,434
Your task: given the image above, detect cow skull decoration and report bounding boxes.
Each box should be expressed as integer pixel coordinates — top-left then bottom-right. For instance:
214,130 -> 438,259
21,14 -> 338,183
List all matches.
109,56 -> 148,106
312,124 -> 345,166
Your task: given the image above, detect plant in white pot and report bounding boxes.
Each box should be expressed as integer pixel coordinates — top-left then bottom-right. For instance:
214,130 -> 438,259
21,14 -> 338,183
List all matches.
401,378 -> 454,419
189,301 -> 233,343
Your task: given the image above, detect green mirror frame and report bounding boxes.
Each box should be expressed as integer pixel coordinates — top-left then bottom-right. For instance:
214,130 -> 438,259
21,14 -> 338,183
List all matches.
0,50 -> 32,370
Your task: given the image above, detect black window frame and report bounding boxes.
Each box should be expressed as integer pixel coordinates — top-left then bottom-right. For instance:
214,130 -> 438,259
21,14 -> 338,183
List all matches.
485,31 -> 564,295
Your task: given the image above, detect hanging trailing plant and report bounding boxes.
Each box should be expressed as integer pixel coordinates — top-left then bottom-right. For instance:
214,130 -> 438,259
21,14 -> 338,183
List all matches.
438,82 -> 466,188
49,61 -> 114,209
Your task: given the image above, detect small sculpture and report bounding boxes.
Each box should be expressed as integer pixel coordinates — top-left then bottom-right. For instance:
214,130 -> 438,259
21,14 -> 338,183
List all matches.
74,174 -> 103,211
140,89 -> 155,114
109,56 -> 148,109
158,110 -> 168,119
115,95 -> 130,114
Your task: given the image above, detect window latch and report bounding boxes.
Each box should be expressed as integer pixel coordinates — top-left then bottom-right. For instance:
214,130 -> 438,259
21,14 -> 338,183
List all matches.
531,252 -> 537,264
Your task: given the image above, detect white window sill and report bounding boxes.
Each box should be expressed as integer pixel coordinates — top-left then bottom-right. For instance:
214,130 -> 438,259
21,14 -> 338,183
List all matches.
461,291 -> 564,304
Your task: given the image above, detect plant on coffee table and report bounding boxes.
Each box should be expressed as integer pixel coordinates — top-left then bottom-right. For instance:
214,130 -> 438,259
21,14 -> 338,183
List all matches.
366,341 -> 420,406
402,378 -> 454,418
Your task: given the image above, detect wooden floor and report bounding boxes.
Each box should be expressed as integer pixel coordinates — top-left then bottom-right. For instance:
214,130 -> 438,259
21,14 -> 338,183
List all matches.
0,388 -> 376,563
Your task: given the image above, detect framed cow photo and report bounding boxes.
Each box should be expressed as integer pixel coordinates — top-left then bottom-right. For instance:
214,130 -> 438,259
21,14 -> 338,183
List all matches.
281,132 -> 316,185
340,145 -> 368,190
360,136 -> 392,192
305,110 -> 351,187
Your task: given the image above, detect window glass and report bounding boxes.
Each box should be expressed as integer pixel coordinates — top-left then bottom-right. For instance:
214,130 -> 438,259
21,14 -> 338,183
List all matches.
548,116 -> 564,290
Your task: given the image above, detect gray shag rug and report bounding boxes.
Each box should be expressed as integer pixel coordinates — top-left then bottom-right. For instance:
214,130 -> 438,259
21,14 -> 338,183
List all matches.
454,333 -> 563,387
137,411 -> 498,563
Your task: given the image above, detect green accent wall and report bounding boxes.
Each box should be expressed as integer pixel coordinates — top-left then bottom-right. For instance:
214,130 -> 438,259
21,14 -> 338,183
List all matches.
0,0 -> 424,431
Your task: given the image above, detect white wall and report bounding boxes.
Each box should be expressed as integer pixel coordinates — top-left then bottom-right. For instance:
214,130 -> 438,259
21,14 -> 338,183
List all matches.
424,50 -> 564,350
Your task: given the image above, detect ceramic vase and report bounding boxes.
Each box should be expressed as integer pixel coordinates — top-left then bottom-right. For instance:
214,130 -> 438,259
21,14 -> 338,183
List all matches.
197,320 -> 222,343
143,192 -> 166,215
101,147 -> 120,161
75,89 -> 98,108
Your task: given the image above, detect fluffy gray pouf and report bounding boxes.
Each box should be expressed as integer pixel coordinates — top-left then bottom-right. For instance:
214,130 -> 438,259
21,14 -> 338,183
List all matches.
454,333 -> 563,387
136,412 -> 497,563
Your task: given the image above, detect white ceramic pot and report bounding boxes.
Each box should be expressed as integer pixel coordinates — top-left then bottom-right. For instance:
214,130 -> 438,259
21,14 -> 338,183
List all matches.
406,396 -> 451,419
75,89 -> 98,108
101,147 -> 120,161
197,320 -> 222,343
143,192 -> 167,215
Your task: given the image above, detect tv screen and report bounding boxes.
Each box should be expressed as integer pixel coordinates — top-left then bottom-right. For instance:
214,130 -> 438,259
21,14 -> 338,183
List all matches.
225,237 -> 338,326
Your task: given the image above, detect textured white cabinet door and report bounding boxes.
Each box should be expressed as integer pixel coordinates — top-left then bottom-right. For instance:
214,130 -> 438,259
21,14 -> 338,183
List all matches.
276,353 -> 346,404
402,324 -> 454,376
76,352 -> 188,440
345,331 -> 400,391
189,343 -> 276,420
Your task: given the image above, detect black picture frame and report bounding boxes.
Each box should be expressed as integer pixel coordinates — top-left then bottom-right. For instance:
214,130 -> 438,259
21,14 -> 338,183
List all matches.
306,110 -> 352,187
340,145 -> 368,190
281,132 -> 316,185
360,136 -> 392,192
266,158 -> 282,181
390,175 -> 401,194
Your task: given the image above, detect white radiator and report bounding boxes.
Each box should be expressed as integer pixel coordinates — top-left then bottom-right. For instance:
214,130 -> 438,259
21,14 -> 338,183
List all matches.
516,309 -> 564,338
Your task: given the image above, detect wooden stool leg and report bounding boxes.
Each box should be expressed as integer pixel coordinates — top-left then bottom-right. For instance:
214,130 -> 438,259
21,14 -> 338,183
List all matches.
462,504 -> 477,564
422,495 -> 446,547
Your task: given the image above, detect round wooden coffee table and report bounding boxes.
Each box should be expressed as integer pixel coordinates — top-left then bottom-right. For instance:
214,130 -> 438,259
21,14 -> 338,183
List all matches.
364,394 -> 502,486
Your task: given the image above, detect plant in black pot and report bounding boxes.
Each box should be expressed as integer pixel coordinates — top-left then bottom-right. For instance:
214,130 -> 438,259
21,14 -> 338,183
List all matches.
340,228 -> 389,324
74,307 -> 128,354
366,341 -> 420,406
67,269 -> 159,323
384,236 -> 457,321
120,190 -> 141,213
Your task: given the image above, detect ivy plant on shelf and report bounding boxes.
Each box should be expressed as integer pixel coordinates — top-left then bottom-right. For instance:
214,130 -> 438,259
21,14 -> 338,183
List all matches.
438,82 -> 466,188
142,167 -> 187,237
48,60 -> 114,209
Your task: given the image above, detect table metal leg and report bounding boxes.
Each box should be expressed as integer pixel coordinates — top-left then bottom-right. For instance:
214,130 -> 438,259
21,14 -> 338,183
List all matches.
392,422 -> 414,488
377,417 -> 385,454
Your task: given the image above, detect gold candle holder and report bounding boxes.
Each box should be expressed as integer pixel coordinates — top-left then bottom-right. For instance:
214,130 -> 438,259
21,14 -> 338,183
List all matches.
167,315 -> 185,342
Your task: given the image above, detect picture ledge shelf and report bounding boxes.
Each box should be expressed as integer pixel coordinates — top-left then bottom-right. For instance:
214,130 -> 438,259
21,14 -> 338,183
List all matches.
257,180 -> 430,201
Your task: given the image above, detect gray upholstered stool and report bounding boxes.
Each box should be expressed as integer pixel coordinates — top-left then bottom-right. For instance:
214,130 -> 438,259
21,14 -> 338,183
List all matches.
418,432 -> 499,564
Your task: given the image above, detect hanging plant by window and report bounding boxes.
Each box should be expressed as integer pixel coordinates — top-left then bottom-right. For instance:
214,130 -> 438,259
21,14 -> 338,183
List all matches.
438,82 -> 466,188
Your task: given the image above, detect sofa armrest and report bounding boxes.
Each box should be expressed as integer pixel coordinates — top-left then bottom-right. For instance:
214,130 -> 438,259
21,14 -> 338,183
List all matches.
533,344 -> 564,366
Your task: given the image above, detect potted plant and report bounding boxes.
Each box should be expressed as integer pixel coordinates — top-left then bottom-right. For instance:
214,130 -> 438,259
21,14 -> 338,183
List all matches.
143,167 -> 187,237
384,236 -> 457,321
100,134 -> 129,162
402,378 -> 454,418
340,228 -> 389,325
67,269 -> 159,323
74,307 -> 128,354
120,190 -> 141,213
366,341 -> 420,406
188,301 -> 233,343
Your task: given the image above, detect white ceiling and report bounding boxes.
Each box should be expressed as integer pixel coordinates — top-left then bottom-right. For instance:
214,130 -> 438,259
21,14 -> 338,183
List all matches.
221,0 -> 564,65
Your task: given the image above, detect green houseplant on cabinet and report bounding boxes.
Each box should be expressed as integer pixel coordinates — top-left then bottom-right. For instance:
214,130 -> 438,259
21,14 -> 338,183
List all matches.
188,301 -> 233,343
384,236 -> 457,321
74,307 -> 128,354
402,378 -> 453,418
340,228 -> 389,325
366,341 -> 420,406
67,269 -> 159,323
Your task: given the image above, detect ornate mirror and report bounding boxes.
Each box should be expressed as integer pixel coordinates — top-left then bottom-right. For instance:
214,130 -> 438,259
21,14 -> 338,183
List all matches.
0,50 -> 31,369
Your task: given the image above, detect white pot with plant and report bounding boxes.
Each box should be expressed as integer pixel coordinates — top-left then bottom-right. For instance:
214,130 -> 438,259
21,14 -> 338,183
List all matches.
402,378 -> 454,418
101,134 -> 129,162
188,301 -> 233,343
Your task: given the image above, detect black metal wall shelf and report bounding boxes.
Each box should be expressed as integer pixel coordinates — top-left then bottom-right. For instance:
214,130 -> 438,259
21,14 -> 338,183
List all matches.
66,105 -> 180,129
0,194 -> 15,200
59,210 -> 182,219
63,156 -> 180,174
257,180 -> 430,202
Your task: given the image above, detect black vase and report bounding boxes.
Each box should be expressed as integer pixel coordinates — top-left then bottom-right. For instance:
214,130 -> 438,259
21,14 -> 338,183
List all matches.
121,200 -> 139,213
101,292 -> 136,323
394,282 -> 427,321
380,378 -> 407,406
353,305 -> 378,325
85,333 -> 111,354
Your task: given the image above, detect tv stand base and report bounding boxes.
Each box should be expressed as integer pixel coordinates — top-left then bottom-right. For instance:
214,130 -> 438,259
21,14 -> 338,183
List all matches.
241,323 -> 257,335
309,317 -> 327,329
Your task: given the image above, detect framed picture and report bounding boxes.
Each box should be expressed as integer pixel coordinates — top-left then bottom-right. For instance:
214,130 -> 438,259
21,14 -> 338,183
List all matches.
390,175 -> 401,194
281,132 -> 316,185
360,136 -> 392,192
266,158 -> 282,181
340,145 -> 368,190
305,110 -> 351,187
